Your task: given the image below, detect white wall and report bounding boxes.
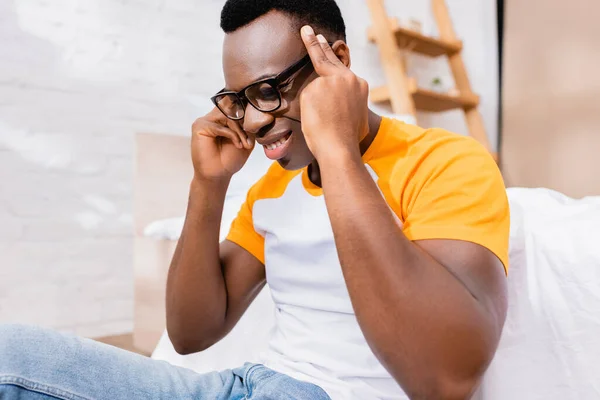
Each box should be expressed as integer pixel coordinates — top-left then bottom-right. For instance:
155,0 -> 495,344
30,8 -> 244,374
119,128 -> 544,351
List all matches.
0,0 -> 497,337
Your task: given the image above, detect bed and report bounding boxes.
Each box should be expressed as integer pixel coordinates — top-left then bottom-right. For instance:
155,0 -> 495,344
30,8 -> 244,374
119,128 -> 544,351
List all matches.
134,132 -> 600,399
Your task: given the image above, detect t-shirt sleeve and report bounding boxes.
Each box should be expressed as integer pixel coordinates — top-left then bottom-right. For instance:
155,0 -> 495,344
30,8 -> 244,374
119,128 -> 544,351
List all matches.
400,134 -> 510,273
226,187 -> 265,264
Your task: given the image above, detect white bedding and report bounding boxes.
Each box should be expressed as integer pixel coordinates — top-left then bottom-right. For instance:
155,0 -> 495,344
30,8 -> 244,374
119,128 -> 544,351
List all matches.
149,187 -> 600,398
477,188 -> 600,399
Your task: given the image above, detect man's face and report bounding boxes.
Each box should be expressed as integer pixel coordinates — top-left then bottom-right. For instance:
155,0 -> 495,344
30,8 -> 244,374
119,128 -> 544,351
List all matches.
222,11 -> 316,170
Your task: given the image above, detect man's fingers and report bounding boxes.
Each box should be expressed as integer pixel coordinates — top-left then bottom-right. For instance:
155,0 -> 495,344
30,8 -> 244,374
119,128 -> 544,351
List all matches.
210,108 -> 251,149
316,34 -> 344,67
301,25 -> 337,76
195,123 -> 243,149
217,126 -> 245,149
192,110 -> 250,149
228,120 -> 253,149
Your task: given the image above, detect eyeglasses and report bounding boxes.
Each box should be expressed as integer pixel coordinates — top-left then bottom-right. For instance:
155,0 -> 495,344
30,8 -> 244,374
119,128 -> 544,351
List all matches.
211,53 -> 313,121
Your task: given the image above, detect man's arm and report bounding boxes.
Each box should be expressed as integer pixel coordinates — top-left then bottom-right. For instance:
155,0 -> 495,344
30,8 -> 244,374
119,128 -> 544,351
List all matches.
299,27 -> 507,398
166,178 -> 265,354
166,109 -> 265,355
318,152 -> 507,400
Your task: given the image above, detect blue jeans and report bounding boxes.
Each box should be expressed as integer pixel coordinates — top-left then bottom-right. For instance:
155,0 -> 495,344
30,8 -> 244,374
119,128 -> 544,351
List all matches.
0,324 -> 331,400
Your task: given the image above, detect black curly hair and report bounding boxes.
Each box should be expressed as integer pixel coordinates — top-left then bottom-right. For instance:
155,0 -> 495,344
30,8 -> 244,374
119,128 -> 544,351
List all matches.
220,0 -> 346,41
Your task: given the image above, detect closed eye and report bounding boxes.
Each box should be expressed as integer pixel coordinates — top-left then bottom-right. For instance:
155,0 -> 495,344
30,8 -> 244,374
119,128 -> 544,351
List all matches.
279,79 -> 296,94
259,86 -> 279,100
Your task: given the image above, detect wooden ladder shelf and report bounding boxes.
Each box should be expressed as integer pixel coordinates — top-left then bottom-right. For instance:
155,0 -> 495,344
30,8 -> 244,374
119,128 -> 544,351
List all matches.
366,0 -> 496,160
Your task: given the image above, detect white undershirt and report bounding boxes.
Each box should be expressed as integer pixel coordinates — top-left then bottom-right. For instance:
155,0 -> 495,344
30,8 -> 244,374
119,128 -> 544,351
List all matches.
251,171 -> 408,400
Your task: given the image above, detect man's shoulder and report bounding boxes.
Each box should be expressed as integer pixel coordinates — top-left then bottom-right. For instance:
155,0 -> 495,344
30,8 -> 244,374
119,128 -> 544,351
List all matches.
390,122 -> 502,200
370,119 -> 500,209
373,118 -> 492,171
408,126 -> 494,173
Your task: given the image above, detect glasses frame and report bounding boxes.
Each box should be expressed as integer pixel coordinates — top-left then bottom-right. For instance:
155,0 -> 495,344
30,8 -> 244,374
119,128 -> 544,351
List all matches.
211,53 -> 314,121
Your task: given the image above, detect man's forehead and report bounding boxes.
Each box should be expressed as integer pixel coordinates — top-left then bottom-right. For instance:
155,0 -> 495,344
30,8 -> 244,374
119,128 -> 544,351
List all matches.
221,11 -> 306,90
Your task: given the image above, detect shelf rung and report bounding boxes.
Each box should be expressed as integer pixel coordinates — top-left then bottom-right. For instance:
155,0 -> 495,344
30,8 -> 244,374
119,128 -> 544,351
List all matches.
369,86 -> 393,103
369,85 -> 479,113
368,18 -> 462,57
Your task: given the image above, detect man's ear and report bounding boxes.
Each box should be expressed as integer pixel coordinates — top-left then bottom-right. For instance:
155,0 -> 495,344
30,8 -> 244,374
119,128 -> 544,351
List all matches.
331,40 -> 351,68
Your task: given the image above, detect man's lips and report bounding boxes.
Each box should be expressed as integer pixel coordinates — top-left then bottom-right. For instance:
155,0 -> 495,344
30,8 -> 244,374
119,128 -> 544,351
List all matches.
256,130 -> 293,147
261,131 -> 294,160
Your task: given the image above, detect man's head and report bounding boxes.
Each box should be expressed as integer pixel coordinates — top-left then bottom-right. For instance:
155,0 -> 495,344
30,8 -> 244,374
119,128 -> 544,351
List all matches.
218,0 -> 349,170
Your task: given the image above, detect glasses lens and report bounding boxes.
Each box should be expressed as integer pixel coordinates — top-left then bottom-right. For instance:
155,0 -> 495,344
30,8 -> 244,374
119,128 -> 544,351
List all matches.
214,93 -> 244,119
246,82 -> 281,112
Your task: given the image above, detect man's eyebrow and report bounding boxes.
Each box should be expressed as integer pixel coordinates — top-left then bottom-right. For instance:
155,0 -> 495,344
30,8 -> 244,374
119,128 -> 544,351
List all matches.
252,72 -> 277,82
224,73 -> 278,92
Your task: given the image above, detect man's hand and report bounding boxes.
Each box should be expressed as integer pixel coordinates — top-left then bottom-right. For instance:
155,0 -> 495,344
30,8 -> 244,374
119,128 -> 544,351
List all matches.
191,108 -> 254,182
299,26 -> 370,163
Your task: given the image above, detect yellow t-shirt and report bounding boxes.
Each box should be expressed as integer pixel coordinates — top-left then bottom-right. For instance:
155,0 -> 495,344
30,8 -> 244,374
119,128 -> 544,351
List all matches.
226,117 -> 510,399
228,117 -> 509,270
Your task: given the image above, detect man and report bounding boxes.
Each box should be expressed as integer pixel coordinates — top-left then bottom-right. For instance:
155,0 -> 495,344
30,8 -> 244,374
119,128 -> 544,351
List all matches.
0,0 -> 509,399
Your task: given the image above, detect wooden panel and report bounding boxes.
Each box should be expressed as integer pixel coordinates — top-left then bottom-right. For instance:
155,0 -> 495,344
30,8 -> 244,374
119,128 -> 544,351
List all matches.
369,20 -> 462,58
133,238 -> 177,355
133,133 -> 192,354
501,0 -> 600,196
93,333 -> 149,356
134,133 -> 192,235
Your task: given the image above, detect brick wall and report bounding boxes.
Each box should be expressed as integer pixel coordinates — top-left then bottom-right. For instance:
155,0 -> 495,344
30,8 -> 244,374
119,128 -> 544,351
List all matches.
0,0 -> 498,337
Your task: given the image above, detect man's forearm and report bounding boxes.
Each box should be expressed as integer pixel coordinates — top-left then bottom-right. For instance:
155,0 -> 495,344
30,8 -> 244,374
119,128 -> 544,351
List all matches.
319,153 -> 496,399
166,178 -> 229,353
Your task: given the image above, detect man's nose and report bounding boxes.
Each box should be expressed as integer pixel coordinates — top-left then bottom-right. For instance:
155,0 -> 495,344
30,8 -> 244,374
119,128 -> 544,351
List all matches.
242,104 -> 275,138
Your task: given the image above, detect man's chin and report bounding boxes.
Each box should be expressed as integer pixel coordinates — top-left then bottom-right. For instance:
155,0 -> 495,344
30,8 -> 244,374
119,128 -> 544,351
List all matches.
277,157 -> 295,170
276,155 -> 313,171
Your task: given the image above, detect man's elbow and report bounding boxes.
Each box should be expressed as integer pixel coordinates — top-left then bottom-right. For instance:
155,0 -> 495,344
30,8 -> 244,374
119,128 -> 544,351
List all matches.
167,327 -> 218,355
170,336 -> 215,355
431,376 -> 480,400
407,373 -> 481,400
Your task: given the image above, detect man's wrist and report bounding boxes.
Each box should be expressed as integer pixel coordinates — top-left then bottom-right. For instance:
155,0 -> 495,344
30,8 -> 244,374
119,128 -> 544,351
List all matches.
190,175 -> 231,200
191,174 -> 230,189
316,143 -> 363,171
187,176 -> 230,225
